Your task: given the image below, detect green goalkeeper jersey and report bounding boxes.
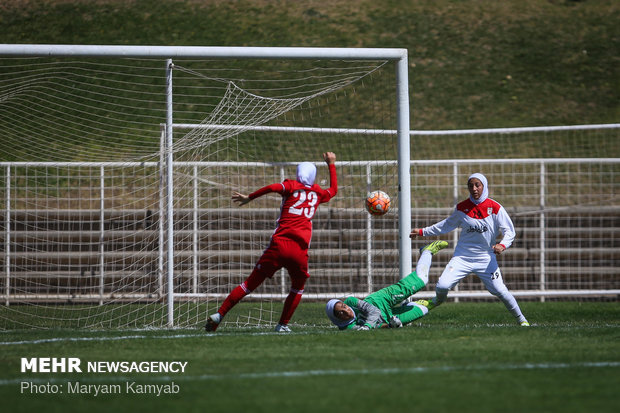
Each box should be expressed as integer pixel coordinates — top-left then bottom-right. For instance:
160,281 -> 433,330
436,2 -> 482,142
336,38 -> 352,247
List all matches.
341,296 -> 384,330
341,271 -> 426,330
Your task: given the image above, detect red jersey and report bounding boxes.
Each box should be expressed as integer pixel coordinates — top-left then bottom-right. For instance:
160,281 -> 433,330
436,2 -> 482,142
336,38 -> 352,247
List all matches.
248,164 -> 337,249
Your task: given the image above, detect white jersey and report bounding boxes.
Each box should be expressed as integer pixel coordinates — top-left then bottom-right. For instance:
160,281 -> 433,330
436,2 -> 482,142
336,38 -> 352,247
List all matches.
422,197 -> 515,257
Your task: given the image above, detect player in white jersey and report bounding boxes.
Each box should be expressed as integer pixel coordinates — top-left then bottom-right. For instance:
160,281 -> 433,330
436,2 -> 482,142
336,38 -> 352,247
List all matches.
411,173 -> 530,326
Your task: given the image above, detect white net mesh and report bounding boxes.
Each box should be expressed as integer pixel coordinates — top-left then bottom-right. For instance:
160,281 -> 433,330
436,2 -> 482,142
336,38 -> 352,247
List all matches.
0,56 -> 402,329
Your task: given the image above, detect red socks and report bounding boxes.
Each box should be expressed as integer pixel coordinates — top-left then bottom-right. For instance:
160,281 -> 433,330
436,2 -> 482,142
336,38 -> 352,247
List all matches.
217,282 -> 251,317
278,288 -> 304,325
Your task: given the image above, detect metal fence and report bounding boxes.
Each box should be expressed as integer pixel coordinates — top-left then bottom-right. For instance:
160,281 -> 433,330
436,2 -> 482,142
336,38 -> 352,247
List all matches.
1,158 -> 618,306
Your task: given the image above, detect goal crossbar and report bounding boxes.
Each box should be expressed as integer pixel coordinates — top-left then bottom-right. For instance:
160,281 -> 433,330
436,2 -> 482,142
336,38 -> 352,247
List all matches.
0,44 -> 407,60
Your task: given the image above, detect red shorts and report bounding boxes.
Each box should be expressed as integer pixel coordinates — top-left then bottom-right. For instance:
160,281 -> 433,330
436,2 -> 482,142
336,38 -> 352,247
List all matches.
246,237 -> 310,290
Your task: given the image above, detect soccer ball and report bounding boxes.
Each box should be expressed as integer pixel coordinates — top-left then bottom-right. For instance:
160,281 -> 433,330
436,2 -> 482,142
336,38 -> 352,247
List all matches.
365,190 -> 391,216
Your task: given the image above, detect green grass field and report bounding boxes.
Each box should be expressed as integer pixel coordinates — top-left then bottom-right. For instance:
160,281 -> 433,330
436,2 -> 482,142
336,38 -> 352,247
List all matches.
0,1 -> 618,412
1,301 -> 618,413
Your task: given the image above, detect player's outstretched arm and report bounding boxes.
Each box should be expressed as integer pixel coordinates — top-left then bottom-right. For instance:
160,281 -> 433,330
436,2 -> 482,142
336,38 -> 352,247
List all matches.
410,228 -> 423,238
322,152 -> 338,198
232,191 -> 251,206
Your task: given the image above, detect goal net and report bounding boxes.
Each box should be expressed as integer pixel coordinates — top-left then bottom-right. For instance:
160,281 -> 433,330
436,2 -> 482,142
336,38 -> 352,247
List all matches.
0,47 -> 410,329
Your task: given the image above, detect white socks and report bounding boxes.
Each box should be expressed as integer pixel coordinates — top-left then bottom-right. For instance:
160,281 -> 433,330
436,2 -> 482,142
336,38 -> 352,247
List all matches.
415,250 -> 433,284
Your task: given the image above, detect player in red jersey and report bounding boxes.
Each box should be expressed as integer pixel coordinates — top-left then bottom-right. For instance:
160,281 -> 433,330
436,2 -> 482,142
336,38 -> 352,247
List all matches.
205,152 -> 337,333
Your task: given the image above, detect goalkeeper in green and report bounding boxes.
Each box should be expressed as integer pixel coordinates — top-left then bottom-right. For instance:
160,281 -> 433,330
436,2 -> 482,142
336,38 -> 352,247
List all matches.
325,241 -> 447,330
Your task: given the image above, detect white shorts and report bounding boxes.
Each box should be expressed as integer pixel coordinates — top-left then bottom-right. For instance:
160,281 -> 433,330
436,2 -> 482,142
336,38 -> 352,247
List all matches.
436,254 -> 510,296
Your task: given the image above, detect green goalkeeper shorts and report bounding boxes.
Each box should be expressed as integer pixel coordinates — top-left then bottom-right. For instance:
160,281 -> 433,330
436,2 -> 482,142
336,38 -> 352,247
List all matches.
364,271 -> 426,322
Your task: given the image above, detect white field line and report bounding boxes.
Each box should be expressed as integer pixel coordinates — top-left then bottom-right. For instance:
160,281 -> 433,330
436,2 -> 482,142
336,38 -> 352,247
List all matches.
0,330 -> 322,346
1,362 -> 619,386
3,322 -> 620,346
0,333 -> 205,346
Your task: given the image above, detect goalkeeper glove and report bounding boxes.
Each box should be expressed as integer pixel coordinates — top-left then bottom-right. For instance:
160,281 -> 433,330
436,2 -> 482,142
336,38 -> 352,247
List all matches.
389,316 -> 403,328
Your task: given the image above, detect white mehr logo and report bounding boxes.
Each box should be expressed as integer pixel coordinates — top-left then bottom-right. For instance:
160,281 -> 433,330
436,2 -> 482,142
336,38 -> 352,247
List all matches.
21,357 -> 82,373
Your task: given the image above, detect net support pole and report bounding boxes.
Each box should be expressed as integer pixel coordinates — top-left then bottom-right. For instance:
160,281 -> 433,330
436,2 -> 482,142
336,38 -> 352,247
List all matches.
396,53 -> 412,278
158,126 -> 165,299
366,164 -> 373,294
193,165 -> 199,295
279,167 -> 286,296
539,161 -> 546,303
4,166 -> 10,306
99,165 -> 105,306
165,59 -> 175,327
452,162 -> 460,302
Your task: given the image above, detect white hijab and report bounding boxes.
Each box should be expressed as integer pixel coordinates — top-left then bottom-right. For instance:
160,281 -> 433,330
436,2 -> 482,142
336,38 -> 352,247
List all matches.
296,162 -> 316,187
325,299 -> 355,328
468,172 -> 489,204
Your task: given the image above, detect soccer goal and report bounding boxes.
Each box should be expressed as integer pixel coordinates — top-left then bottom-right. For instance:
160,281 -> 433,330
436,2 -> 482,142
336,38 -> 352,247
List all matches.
0,45 -> 412,329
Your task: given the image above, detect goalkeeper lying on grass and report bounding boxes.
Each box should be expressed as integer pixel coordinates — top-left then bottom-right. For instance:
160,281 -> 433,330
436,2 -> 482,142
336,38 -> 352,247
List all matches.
325,241 -> 447,330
